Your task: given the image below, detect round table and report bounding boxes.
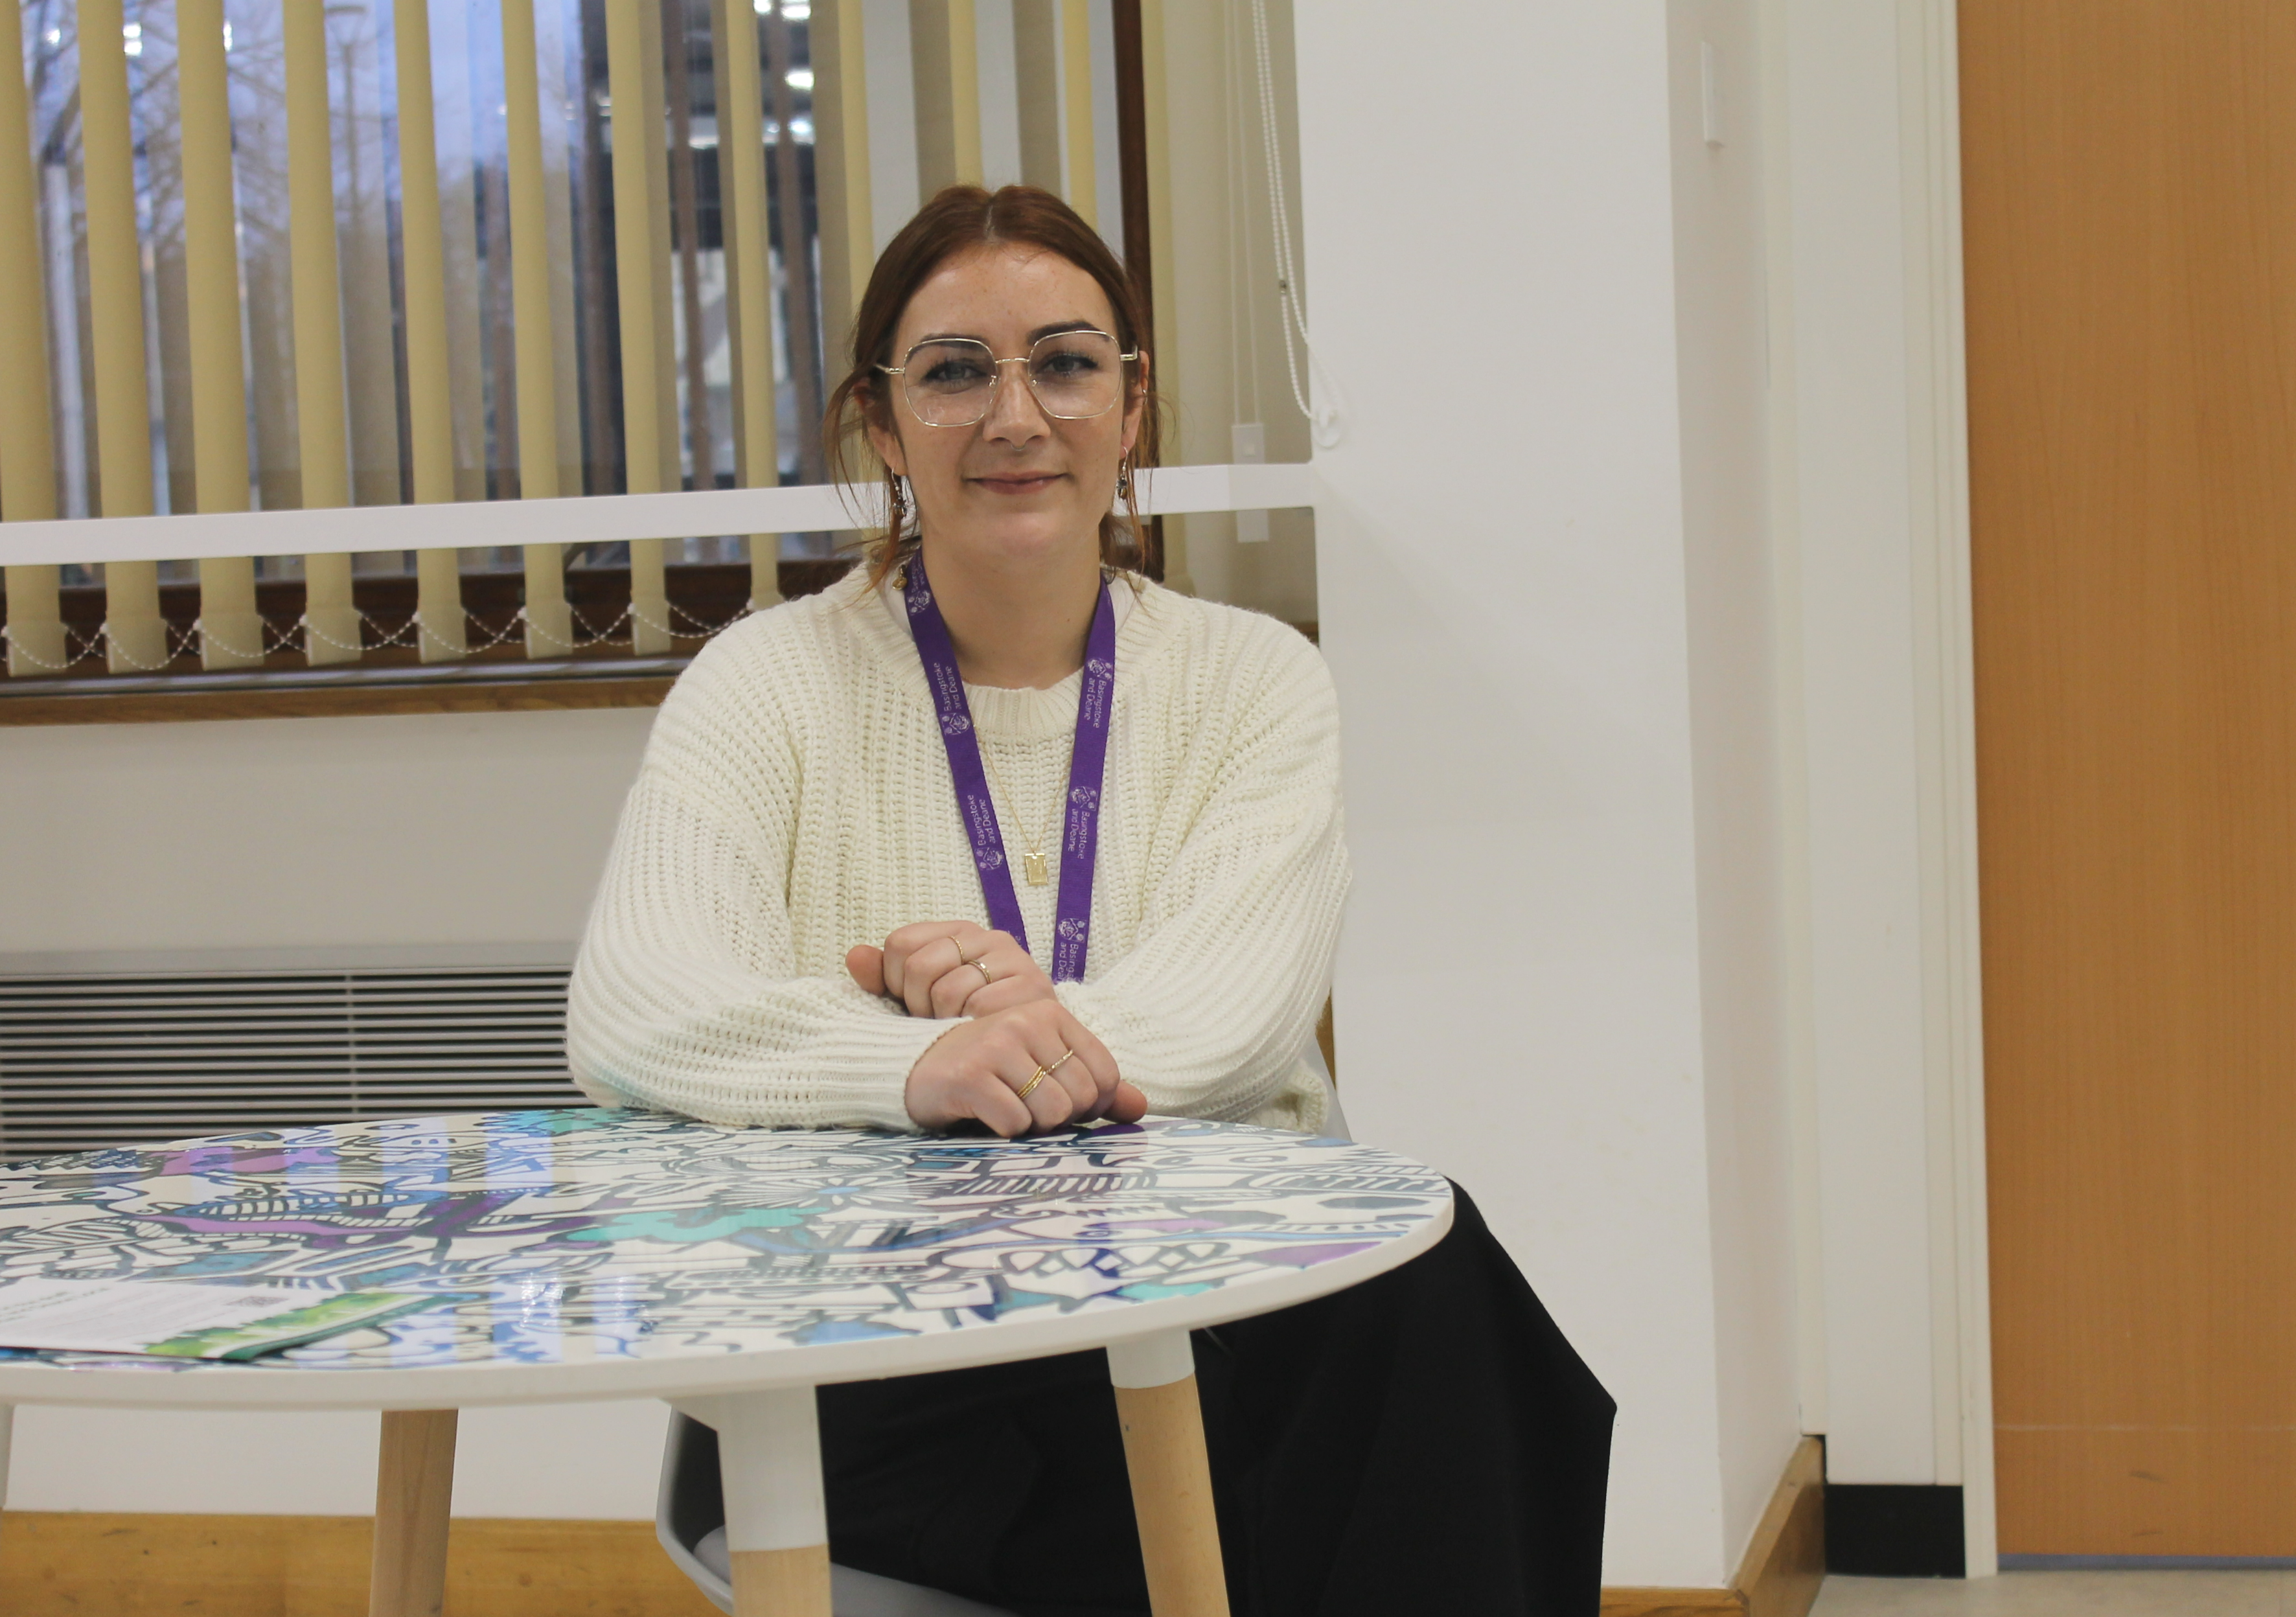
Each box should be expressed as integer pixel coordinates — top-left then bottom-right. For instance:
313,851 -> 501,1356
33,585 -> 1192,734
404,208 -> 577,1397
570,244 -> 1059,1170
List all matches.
0,1108 -> 1452,1616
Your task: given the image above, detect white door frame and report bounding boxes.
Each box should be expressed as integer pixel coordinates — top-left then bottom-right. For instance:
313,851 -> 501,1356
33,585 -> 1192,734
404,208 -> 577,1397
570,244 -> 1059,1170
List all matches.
1762,0 -> 1996,1574
1897,0 -> 1996,1574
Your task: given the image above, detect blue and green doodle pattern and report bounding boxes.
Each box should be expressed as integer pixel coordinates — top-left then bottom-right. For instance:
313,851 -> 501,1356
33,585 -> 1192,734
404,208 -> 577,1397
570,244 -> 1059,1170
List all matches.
0,1111 -> 1451,1373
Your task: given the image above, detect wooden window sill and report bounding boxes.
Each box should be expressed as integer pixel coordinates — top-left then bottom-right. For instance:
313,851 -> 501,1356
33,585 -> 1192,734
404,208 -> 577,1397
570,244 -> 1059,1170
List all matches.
0,656 -> 687,726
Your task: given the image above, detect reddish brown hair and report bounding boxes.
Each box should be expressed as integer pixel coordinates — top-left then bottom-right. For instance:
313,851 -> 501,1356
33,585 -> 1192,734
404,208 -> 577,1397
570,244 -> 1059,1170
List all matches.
824,185 -> 1163,586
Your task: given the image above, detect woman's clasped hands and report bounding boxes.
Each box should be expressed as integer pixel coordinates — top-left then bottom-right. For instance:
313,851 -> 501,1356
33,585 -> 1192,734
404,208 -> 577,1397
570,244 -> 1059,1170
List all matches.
847,921 -> 1147,1136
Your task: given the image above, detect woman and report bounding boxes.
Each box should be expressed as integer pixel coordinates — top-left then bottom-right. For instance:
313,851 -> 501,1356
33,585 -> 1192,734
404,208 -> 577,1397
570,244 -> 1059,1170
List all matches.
569,185 -> 1613,1616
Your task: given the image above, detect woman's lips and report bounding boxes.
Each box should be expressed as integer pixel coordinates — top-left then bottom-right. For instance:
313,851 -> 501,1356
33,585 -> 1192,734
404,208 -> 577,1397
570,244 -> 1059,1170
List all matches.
972,472 -> 1064,494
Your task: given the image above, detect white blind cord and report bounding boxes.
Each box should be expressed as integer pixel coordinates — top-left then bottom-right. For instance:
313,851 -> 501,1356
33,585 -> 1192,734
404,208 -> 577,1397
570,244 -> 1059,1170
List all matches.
1250,0 -> 1343,448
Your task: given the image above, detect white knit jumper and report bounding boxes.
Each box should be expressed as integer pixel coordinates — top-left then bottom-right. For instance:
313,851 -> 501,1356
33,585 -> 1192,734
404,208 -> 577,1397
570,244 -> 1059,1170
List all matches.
566,566 -> 1347,1134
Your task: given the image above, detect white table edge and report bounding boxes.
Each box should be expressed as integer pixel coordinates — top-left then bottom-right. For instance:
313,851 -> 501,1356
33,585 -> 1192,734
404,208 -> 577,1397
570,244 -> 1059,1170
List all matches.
0,1196 -> 1454,1412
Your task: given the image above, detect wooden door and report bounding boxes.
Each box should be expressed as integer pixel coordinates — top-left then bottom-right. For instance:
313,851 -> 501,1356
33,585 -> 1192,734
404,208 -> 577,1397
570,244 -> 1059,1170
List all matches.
1963,1 -> 2296,1555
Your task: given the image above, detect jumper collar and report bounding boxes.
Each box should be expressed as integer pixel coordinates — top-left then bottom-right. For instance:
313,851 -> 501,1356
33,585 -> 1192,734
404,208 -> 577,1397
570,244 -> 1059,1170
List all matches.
876,560 -> 1137,666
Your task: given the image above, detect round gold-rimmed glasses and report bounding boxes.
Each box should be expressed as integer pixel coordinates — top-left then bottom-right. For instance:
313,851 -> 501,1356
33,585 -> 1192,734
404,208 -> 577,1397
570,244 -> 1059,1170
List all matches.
878,329 -> 1141,428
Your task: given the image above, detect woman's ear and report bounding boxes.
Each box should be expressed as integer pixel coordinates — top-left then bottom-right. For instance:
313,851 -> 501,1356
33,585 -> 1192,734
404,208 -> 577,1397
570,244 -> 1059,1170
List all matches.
1119,350 -> 1150,458
865,397 -> 908,478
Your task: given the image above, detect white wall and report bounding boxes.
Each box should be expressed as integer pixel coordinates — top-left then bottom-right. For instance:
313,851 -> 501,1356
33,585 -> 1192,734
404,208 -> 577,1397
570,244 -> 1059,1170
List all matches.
8,1402 -> 667,1519
0,708 -> 667,1518
0,0 -> 1977,1563
0,709 -> 651,955
1294,2 -> 1798,1586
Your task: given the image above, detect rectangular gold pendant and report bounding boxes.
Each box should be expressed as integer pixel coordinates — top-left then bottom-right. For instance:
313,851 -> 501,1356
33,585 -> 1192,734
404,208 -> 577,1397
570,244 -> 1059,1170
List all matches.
1024,851 -> 1050,886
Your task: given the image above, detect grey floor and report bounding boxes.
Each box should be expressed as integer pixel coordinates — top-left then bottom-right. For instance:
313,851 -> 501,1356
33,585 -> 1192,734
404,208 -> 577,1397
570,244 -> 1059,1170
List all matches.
1814,1572 -> 2296,1615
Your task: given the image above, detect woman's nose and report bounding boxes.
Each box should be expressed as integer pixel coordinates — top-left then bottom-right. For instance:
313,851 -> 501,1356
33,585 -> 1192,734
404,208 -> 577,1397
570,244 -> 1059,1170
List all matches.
982,360 -> 1051,442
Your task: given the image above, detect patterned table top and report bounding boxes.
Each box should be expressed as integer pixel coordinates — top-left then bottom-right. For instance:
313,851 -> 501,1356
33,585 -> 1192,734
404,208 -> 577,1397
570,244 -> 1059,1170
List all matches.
0,1109 -> 1452,1408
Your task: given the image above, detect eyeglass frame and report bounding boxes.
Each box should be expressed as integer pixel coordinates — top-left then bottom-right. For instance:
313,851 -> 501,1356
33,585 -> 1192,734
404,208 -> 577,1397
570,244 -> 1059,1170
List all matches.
875,329 -> 1145,428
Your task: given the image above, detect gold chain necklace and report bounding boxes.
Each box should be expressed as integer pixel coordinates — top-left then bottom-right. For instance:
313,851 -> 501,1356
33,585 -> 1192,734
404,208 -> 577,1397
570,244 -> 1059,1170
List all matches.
980,743 -> 1063,886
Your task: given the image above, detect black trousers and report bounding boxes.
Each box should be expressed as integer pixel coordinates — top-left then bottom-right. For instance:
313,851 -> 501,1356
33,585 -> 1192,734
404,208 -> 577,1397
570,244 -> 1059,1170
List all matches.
684,1186 -> 1615,1617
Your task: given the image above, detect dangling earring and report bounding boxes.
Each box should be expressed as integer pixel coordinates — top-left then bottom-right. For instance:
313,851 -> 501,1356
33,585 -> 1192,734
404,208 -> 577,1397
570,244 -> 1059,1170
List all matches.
1115,456 -> 1132,503
885,471 -> 913,585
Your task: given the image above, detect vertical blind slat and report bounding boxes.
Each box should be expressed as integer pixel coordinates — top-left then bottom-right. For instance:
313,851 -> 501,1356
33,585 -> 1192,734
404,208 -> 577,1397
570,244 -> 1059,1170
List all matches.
608,10 -> 663,494
720,0 -> 786,610
179,0 -> 264,672
393,0 -> 470,662
607,0 -> 672,653
284,0 -> 362,667
0,562 -> 62,678
627,0 -> 680,652
813,0 -> 874,365
79,0 -> 166,672
502,0 -> 573,656
1061,0 -> 1099,227
0,0 -> 62,676
913,0 -> 985,192
1014,0 -> 1061,192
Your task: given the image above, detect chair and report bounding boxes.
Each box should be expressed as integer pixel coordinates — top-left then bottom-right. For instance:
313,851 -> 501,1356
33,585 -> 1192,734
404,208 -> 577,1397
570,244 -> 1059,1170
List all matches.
656,1410 -> 1020,1616
655,1049 -> 1349,1614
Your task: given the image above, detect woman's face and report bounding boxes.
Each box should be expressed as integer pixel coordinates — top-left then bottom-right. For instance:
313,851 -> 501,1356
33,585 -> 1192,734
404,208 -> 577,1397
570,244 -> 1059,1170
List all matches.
867,243 -> 1145,577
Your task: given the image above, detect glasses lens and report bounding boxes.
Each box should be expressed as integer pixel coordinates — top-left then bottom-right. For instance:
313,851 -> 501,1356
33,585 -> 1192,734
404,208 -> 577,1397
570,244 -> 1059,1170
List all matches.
1027,330 -> 1123,419
901,340 -> 998,425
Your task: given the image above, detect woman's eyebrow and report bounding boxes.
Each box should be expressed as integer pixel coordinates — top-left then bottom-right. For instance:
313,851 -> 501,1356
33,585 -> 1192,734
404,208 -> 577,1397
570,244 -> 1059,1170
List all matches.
908,319 -> 1103,347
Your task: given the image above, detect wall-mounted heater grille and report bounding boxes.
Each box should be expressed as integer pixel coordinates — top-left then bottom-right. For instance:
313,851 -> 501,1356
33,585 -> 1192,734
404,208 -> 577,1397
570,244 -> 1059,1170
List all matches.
0,969 -> 582,1164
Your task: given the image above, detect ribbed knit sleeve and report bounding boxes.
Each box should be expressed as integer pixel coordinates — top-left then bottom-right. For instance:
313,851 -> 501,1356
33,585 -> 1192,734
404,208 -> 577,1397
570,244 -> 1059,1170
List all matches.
1055,623 -> 1348,1130
565,636 -> 950,1130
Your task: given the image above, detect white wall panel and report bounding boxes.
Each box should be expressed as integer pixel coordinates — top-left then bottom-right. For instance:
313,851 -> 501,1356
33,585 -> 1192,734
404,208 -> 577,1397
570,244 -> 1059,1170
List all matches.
1294,1 -> 1798,1585
1670,0 -> 1806,1560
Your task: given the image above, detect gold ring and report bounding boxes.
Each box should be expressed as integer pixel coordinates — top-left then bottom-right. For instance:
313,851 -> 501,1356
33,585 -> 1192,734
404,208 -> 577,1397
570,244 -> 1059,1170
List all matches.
1045,1048 -> 1075,1074
954,939 -> 978,967
972,959 -> 994,987
1016,1066 -> 1050,1101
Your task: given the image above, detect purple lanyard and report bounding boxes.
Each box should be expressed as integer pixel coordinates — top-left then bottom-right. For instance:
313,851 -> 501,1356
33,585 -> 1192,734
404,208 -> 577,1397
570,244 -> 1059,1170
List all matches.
904,556 -> 1115,981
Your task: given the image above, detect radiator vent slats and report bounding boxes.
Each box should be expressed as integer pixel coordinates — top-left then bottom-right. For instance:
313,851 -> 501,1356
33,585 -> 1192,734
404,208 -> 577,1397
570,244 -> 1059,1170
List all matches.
0,969 -> 580,1162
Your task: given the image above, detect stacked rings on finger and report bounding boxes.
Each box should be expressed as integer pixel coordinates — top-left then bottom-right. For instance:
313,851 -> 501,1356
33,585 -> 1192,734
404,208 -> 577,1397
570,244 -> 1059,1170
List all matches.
954,939 -> 994,987
1016,1066 -> 1050,1101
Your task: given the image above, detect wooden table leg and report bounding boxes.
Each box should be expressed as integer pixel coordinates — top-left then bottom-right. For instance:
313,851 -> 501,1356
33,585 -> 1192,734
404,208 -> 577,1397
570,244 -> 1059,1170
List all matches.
370,1409 -> 457,1617
1109,1331 -> 1231,1617
682,1388 -> 832,1617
